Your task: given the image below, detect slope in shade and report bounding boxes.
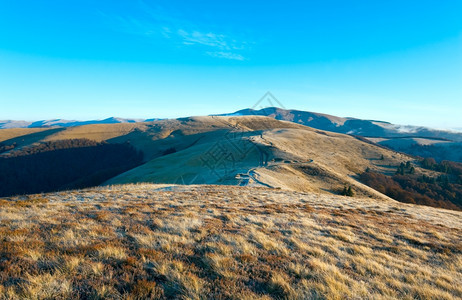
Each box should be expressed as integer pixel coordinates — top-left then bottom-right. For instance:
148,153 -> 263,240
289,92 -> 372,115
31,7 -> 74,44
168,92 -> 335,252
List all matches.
0,139 -> 143,197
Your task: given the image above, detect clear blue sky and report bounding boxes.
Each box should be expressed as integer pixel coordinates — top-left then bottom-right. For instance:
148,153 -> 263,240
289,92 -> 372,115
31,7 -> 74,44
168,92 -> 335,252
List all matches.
1,0 -> 461,128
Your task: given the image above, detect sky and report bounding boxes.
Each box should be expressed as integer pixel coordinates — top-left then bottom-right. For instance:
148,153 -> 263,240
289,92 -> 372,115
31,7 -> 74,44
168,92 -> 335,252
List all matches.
0,0 -> 461,129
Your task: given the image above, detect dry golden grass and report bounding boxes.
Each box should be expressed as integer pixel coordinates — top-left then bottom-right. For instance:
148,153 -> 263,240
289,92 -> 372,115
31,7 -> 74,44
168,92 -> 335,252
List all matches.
0,128 -> 51,143
0,184 -> 461,299
2,116 -> 417,199
101,116 -> 417,200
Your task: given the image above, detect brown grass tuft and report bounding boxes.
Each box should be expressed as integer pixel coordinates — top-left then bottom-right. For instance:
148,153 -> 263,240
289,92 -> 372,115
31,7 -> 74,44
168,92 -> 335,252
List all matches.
0,184 -> 460,299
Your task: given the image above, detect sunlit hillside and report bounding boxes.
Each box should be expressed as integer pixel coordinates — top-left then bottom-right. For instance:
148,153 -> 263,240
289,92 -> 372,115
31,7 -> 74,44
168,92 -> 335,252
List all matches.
0,184 -> 460,299
0,116 -> 415,196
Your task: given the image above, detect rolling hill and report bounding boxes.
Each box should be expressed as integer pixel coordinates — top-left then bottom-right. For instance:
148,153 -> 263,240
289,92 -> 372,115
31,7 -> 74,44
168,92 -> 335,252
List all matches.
1,115 -> 461,298
103,116 -> 414,199
4,107 -> 462,163
221,107 -> 462,141
220,107 -> 462,163
366,137 -> 462,163
1,114 -> 460,209
0,117 -> 156,129
0,184 -> 460,299
1,115 -> 415,198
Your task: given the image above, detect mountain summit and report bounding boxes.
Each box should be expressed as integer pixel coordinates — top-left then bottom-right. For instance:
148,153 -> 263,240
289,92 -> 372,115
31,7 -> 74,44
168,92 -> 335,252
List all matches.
220,107 -> 462,141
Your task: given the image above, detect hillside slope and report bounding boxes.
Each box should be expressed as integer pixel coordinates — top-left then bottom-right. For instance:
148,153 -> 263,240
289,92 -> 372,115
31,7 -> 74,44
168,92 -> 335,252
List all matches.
104,116 -> 415,198
367,137 -> 462,163
0,184 -> 460,299
222,107 -> 462,142
1,115 -> 424,199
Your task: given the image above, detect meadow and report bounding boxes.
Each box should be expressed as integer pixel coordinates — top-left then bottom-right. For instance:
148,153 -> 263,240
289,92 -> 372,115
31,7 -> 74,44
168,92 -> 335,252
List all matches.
0,184 -> 460,299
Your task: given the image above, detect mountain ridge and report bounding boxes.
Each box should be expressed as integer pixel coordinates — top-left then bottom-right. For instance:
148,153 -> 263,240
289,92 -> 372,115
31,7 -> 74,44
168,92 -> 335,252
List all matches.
3,107 -> 461,138
1,114 -> 461,210
1,115 -> 412,200
218,107 -> 462,162
218,107 -> 462,141
3,107 -> 462,163
0,117 -> 161,129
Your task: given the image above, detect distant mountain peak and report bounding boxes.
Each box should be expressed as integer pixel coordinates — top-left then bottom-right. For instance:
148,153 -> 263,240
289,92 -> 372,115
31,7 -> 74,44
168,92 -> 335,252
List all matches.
219,107 -> 462,142
0,117 -> 153,129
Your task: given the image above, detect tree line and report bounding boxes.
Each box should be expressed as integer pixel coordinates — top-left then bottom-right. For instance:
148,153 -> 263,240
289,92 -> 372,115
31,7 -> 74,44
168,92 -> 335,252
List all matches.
0,142 -> 16,154
0,139 -> 143,197
360,163 -> 462,211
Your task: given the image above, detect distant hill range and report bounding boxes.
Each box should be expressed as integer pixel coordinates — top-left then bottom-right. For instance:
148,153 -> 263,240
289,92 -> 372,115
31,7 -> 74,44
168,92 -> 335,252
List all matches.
219,107 -> 462,162
219,107 -> 462,141
0,115 -> 413,200
0,117 -> 160,129
2,107 -> 462,162
3,108 -> 461,141
1,113 -> 461,209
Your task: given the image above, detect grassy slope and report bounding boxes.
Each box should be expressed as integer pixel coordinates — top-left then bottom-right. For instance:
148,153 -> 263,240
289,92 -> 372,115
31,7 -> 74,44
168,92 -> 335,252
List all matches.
105,117 -> 416,198
0,116 -> 429,198
0,128 -> 60,144
0,184 -> 460,299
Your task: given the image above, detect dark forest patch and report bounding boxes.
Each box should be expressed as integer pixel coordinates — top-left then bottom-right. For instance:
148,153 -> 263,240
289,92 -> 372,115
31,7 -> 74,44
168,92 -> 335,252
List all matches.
0,139 -> 143,197
359,169 -> 462,211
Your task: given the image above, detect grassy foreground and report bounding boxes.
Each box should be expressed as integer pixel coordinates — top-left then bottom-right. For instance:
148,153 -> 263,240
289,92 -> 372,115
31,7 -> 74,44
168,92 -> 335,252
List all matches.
0,184 -> 461,299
